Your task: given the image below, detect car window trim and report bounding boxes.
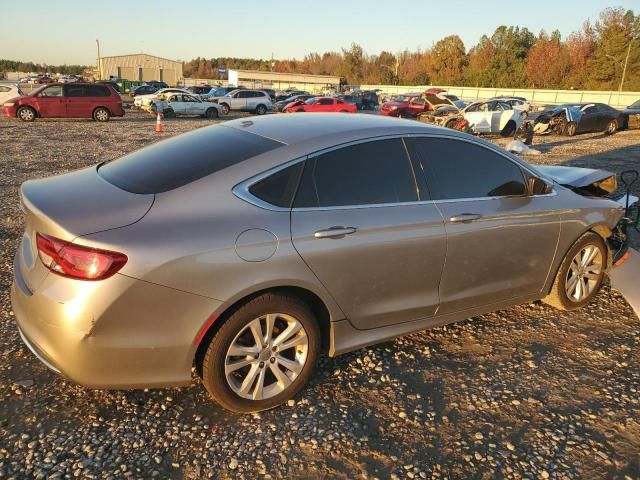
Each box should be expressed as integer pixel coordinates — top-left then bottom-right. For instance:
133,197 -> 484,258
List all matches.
233,135 -> 427,212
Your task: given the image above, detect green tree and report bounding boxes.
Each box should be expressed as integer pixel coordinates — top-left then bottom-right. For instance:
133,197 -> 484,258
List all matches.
431,35 -> 467,85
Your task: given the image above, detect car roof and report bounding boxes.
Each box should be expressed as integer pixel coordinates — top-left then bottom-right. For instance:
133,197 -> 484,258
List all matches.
221,112 -> 463,148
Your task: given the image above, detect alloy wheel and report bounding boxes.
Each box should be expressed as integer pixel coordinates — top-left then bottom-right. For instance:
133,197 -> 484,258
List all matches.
224,313 -> 309,400
565,245 -> 603,302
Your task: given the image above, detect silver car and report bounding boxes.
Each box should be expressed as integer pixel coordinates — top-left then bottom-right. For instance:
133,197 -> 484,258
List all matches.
11,114 -> 633,412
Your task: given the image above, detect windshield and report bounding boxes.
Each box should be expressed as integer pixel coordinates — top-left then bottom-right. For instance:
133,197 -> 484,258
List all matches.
630,99 -> 640,109
28,85 -> 48,96
305,98 -> 318,105
392,95 -> 411,102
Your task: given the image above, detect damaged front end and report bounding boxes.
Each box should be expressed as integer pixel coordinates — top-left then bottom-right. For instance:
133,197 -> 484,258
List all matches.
536,165 -> 640,315
533,106 -> 583,135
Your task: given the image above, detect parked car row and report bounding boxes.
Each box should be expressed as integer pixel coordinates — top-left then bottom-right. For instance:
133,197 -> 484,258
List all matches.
397,89 -> 633,137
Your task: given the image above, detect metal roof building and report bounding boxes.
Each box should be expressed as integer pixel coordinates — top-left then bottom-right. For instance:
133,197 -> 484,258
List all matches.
227,69 -> 340,92
97,53 -> 183,85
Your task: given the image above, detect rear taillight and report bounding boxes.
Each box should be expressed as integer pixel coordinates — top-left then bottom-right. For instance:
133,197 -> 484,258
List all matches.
36,233 -> 127,281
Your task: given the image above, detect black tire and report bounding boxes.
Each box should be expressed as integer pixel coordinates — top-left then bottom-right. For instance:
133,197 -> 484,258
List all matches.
205,108 -> 218,119
604,119 -> 617,135
220,103 -> 230,115
201,293 -> 320,413
565,121 -> 577,136
92,107 -> 110,122
17,106 -> 36,122
500,120 -> 517,137
445,118 -> 458,129
255,104 -> 267,115
542,232 -> 607,311
163,108 -> 175,118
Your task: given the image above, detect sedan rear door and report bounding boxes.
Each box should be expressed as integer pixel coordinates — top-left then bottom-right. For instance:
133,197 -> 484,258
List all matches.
405,136 -> 561,314
291,138 -> 447,330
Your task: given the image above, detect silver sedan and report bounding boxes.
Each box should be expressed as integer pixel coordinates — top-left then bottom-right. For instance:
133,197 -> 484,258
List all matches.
11,114 -> 632,412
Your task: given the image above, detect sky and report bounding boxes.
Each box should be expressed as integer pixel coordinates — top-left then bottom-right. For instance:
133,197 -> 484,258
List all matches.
0,0 -> 637,65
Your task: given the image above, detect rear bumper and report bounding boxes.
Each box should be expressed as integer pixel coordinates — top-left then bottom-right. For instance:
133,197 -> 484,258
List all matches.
11,252 -> 221,389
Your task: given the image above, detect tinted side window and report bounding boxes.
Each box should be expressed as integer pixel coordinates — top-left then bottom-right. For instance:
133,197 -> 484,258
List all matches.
66,85 -> 86,97
86,85 -> 110,97
406,137 -> 527,199
249,162 -> 304,208
294,139 -> 418,208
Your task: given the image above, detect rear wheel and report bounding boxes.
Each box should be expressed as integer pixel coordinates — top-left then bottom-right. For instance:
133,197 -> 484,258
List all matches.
201,293 -> 320,413
605,119 -> 617,135
500,120 -> 517,137
542,232 -> 606,311
17,106 -> 36,122
205,108 -> 218,119
93,107 -> 110,122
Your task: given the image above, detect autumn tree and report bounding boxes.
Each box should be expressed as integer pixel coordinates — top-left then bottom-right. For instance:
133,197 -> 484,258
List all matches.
525,30 -> 571,88
464,35 -> 496,86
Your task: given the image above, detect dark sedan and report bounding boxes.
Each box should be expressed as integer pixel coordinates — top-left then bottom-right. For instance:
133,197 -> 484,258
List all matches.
130,85 -> 159,97
534,103 -> 626,136
623,99 -> 640,129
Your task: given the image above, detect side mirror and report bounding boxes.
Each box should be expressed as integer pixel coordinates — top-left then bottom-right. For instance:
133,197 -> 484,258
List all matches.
529,176 -> 551,195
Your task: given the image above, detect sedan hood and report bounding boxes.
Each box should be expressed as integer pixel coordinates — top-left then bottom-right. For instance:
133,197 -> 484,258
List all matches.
533,165 -> 617,196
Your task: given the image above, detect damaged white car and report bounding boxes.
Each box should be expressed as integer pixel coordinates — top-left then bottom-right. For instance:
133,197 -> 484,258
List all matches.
419,95 -> 525,136
146,93 -> 224,119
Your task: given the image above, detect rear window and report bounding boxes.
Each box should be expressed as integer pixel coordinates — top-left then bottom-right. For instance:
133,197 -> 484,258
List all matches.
98,126 -> 283,194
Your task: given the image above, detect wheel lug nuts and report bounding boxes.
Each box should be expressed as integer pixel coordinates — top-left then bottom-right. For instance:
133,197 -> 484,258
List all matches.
270,357 -> 276,363
259,361 -> 264,368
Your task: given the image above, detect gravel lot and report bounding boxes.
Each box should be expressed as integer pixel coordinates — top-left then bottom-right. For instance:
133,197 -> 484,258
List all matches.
0,111 -> 639,480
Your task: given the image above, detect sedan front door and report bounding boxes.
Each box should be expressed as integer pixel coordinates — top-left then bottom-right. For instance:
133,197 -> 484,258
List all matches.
405,136 -> 561,314
291,138 -> 447,330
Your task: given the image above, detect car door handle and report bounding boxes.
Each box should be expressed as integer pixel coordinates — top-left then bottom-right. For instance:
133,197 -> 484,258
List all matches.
449,213 -> 483,223
314,226 -> 357,239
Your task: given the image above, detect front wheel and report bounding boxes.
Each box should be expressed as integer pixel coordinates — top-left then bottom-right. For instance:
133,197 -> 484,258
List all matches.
565,121 -> 577,136
255,104 -> 267,115
17,106 -> 36,122
542,232 -> 606,311
93,107 -> 110,122
201,293 -> 320,413
220,103 -> 230,115
205,108 -> 218,119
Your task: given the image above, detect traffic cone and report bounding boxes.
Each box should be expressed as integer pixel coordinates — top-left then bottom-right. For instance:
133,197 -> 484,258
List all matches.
155,111 -> 163,133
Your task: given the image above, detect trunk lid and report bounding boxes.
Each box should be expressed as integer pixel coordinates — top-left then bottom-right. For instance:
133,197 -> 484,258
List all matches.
16,166 -> 153,292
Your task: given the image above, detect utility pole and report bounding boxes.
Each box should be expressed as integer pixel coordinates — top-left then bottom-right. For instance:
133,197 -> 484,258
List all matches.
96,39 -> 102,80
619,40 -> 632,92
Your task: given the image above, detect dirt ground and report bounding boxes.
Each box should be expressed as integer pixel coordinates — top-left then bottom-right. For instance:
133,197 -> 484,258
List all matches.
0,111 -> 639,480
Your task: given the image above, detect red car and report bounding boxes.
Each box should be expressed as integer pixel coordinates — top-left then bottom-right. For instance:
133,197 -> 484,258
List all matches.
2,83 -> 125,122
380,93 -> 428,117
284,96 -> 357,113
